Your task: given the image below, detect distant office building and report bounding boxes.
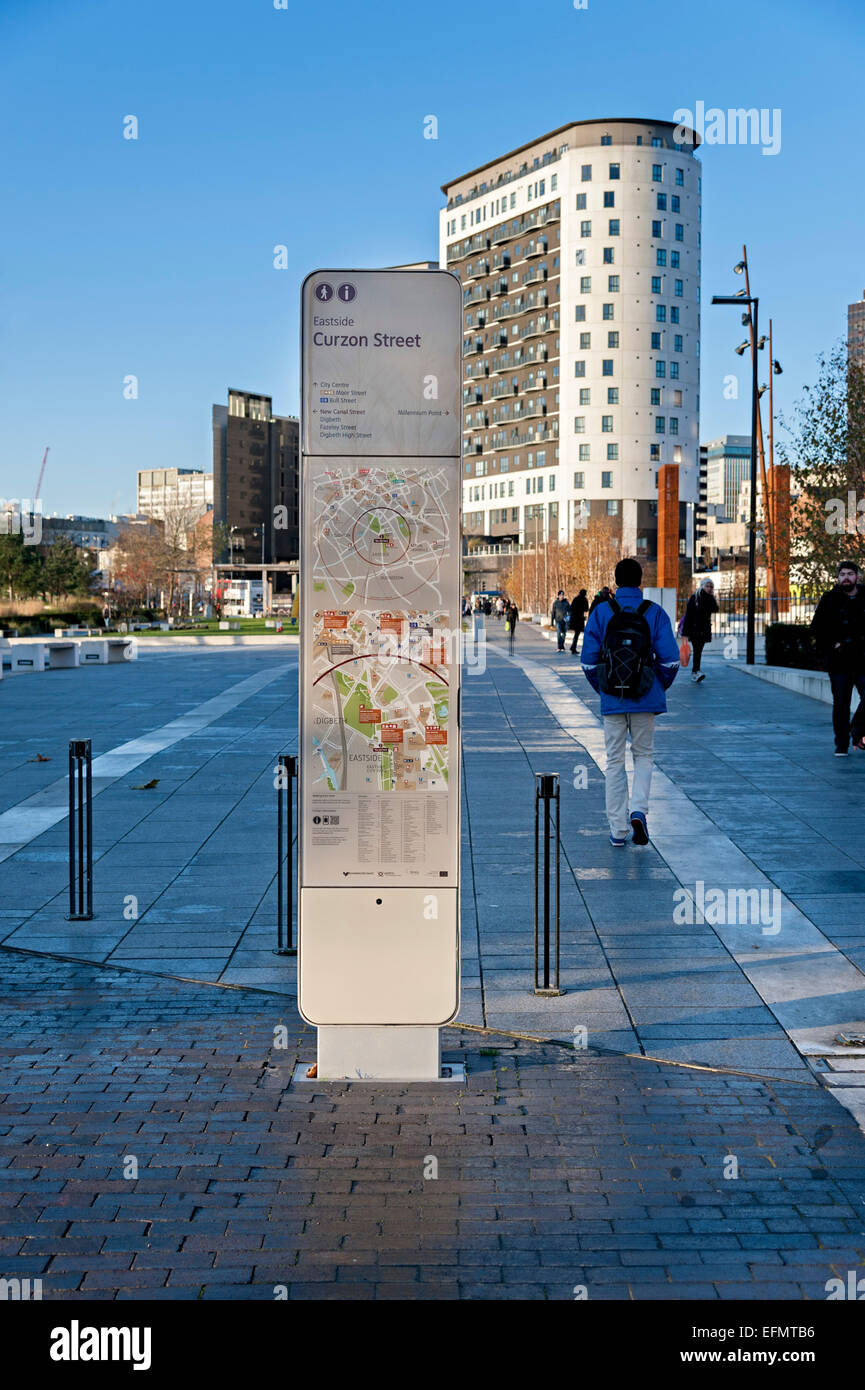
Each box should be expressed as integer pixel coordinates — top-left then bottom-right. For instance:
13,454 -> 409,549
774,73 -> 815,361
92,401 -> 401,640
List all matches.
211,389 -> 299,565
695,443 -> 708,560
849,290 -> 865,368
704,435 -> 751,520
137,468 -> 213,521
41,515 -> 118,553
440,116 -> 702,562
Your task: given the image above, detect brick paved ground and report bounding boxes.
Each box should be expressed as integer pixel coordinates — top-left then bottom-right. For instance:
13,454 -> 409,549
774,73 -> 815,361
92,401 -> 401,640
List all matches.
3,952 -> 865,1301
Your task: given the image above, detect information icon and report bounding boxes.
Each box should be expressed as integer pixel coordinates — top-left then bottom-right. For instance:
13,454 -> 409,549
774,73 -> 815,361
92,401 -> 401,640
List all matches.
337,282 -> 357,303
314,283 -> 334,302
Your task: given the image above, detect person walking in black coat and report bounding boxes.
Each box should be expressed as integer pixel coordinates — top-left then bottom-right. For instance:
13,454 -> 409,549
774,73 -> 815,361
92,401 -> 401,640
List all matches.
550,591 -> 571,651
569,588 -> 589,654
588,585 -> 611,617
810,560 -> 865,755
681,578 -> 718,683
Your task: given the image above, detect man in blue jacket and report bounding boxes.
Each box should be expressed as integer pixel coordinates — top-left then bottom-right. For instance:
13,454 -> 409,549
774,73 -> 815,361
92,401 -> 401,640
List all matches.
580,557 -> 680,847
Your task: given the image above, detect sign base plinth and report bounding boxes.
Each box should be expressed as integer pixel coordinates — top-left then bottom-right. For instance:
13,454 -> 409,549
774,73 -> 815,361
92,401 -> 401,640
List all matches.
317,1025 -> 441,1081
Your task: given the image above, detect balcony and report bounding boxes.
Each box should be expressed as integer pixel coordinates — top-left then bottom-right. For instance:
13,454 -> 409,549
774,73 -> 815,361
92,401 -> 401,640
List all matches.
524,239 -> 548,259
523,267 -> 548,287
466,260 -> 490,281
492,253 -> 511,272
463,285 -> 488,306
464,338 -> 485,356
520,319 -> 550,340
492,278 -> 509,296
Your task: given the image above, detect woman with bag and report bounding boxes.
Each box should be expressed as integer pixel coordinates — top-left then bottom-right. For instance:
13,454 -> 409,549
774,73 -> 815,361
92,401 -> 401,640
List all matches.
681,578 -> 718,684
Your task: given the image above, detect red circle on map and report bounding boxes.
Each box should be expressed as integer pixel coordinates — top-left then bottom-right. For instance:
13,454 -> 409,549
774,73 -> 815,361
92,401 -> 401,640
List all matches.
350,507 -> 412,567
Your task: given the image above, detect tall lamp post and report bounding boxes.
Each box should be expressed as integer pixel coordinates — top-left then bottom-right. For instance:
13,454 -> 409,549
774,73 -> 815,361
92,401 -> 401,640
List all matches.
712,289 -> 760,665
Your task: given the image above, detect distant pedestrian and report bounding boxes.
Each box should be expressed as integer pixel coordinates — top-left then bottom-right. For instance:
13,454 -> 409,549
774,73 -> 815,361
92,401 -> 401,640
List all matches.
681,578 -> 718,683
482,596 -> 492,617
505,599 -> 519,652
569,588 -> 589,655
495,596 -> 505,620
589,585 -> 611,616
550,590 -> 571,651
810,560 -> 865,756
580,558 -> 680,847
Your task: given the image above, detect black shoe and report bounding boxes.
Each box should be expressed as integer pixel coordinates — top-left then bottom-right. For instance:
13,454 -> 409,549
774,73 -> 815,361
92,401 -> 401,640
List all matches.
835,749 -> 849,757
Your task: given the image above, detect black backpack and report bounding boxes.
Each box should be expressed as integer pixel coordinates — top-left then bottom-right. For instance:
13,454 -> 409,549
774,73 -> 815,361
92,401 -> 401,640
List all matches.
598,596 -> 656,700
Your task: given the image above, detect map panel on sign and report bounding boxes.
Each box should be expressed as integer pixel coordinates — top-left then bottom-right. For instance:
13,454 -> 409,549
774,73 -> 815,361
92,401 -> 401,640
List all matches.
310,607 -> 451,797
309,460 -> 458,611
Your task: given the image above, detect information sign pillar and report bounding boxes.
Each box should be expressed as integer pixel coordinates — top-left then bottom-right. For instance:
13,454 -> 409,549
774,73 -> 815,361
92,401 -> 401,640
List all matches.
299,269 -> 463,1081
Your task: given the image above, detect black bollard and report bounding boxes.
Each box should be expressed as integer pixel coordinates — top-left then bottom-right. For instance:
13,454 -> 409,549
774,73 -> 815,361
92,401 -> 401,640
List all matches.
275,754 -> 298,956
67,739 -> 93,921
533,773 -> 563,996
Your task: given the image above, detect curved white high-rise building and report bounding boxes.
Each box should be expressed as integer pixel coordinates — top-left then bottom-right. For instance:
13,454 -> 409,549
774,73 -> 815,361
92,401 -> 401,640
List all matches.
439,117 -> 702,566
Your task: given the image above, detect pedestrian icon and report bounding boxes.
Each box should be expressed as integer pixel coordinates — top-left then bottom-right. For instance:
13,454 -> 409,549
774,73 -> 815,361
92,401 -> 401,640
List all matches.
337,282 -> 357,303
314,283 -> 334,302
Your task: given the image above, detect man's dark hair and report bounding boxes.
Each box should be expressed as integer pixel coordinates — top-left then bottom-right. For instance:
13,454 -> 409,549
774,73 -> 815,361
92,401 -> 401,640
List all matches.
838,560 -> 860,575
614,558 -> 643,587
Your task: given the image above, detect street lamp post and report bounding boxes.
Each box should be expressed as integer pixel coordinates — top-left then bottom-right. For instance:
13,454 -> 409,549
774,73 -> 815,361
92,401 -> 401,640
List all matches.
712,290 -> 760,666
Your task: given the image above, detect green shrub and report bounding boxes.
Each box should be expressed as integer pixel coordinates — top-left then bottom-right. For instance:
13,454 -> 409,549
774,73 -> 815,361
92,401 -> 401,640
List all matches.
765,622 -> 822,670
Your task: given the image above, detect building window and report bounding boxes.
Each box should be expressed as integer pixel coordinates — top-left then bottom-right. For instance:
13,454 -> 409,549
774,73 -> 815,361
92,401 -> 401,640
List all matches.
652,163 -> 663,181
580,275 -> 592,293
650,443 -> 660,461
656,305 -> 666,322
670,306 -> 679,324
675,223 -> 684,242
576,192 -> 587,210
608,275 -> 620,292
657,249 -> 667,266
606,500 -> 619,516
674,335 -> 683,353
671,194 -> 680,212
670,250 -> 680,269
652,220 -> 662,237
607,387 -> 619,404
548,474 -> 555,491
602,303 -> 614,320
603,247 -> 614,263
651,332 -> 662,349
675,167 -> 684,186
608,162 -> 620,180
651,275 -> 662,294
573,471 -> 585,489
651,388 -> 661,405
574,360 -> 586,377
575,305 -> 586,322
673,446 -> 683,464
673,389 -> 683,406
574,416 -> 586,433
601,134 -> 612,145
581,164 -> 592,181
656,361 -> 666,378
580,220 -> 592,237
551,173 -> 557,190
601,471 -> 613,488
674,279 -> 683,297
602,359 -> 614,376
607,331 -> 619,347
656,416 -> 666,433
603,190 -> 615,208
607,444 -> 618,461
579,444 -> 591,461
579,388 -> 591,404
657,193 -> 667,210
670,360 -> 680,379
580,332 -> 591,349
608,219 -> 620,236
670,417 -> 679,435
601,415 -> 613,432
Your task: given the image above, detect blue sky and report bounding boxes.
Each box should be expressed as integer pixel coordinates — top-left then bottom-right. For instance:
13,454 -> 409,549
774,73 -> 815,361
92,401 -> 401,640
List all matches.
1,0 -> 862,517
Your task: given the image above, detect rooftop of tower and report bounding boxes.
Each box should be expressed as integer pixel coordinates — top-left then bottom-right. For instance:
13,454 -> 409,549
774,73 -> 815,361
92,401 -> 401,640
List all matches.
441,117 -> 701,206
